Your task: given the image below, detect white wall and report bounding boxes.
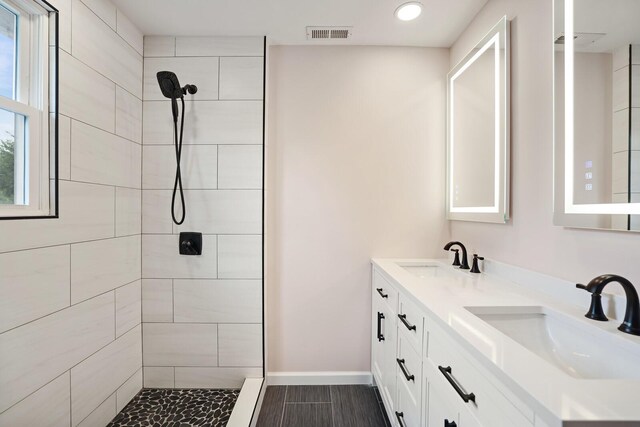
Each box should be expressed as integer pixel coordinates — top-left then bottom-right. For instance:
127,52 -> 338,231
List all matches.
141,36 -> 264,388
266,46 -> 449,373
0,0 -> 143,425
449,0 -> 640,291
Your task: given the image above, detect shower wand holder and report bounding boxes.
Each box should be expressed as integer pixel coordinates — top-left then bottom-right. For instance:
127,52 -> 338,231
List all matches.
179,232 -> 202,256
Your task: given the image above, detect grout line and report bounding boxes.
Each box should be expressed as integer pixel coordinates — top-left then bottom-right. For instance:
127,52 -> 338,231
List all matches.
279,386 -> 287,427
58,178 -> 142,192
65,114 -> 143,146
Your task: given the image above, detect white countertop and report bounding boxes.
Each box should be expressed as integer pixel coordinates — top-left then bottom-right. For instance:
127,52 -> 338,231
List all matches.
372,258 -> 640,426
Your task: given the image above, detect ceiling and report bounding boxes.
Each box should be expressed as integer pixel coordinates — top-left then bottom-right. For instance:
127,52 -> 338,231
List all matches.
111,0 -> 488,47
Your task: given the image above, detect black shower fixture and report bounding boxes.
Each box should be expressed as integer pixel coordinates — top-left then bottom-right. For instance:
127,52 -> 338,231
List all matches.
156,71 -> 198,225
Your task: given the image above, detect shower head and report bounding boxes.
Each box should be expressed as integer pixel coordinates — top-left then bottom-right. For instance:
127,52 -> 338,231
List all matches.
157,71 -> 198,99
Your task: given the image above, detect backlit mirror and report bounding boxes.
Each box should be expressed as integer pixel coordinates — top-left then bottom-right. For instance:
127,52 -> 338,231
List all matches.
446,17 -> 510,223
554,0 -> 640,231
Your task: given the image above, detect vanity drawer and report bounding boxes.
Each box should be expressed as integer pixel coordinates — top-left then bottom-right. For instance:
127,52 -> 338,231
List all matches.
373,269 -> 399,313
398,294 -> 424,353
428,320 -> 534,426
396,332 -> 422,402
395,377 -> 421,427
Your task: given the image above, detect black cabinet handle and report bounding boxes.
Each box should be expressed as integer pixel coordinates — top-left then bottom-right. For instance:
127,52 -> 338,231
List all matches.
376,288 -> 388,298
395,411 -> 407,427
396,358 -> 415,382
377,312 -> 385,342
438,366 -> 475,403
398,314 -> 417,331
445,420 -> 457,427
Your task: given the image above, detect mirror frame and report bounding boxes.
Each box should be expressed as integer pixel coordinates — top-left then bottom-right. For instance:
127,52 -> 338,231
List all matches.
554,0 -> 640,224
446,16 -> 511,223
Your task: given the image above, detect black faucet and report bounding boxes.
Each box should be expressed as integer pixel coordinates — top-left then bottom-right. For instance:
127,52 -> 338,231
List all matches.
443,241 -> 470,270
576,274 -> 640,336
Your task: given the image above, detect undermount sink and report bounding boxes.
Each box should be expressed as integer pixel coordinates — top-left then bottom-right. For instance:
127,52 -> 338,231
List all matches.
399,263 -> 446,279
466,306 -> 640,380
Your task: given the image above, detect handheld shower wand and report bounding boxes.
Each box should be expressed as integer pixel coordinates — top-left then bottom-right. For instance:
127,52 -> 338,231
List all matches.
156,71 -> 198,225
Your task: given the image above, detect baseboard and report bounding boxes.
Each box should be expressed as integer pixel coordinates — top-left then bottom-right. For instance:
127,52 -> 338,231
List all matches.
266,371 -> 373,386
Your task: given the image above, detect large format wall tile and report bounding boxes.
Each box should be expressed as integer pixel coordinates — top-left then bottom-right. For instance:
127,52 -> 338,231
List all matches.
116,86 -> 143,143
116,281 -> 142,337
142,190 -> 173,234
116,187 -> 142,237
142,235 -> 218,279
70,325 -> 142,425
144,57 -> 219,101
173,190 -> 262,234
80,0 -> 116,29
0,181 -> 114,253
116,368 -> 143,412
76,393 -> 116,427
116,9 -> 143,55
144,36 -> 175,57
57,114 -> 71,180
71,120 -> 142,189
0,293 -> 114,412
217,145 -> 263,189
217,235 -> 262,279
59,50 -> 115,132
142,279 -> 173,322
0,246 -> 70,333
143,367 -> 174,388
143,145 -> 218,189
218,324 -> 262,367
174,367 -> 262,389
175,37 -> 263,57
143,323 -> 217,367
0,372 -> 70,427
143,101 -> 263,145
73,0 -> 142,98
71,235 -> 141,304
219,57 -> 264,100
174,280 -> 261,323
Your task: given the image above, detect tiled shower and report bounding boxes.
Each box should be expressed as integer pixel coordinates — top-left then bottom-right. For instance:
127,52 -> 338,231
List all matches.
0,0 -> 264,425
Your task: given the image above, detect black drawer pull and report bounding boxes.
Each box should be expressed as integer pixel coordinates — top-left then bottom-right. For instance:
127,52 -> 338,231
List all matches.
395,411 -> 407,427
398,314 -> 417,331
377,312 -> 385,342
376,288 -> 388,298
438,366 -> 475,403
396,358 -> 415,382
445,420 -> 457,427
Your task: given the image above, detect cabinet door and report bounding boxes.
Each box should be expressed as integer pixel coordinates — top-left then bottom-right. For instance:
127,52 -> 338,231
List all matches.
425,361 -> 459,427
372,299 -> 397,413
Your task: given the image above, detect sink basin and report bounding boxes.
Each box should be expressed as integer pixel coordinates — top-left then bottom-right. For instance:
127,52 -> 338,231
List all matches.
398,263 -> 448,279
466,306 -> 640,380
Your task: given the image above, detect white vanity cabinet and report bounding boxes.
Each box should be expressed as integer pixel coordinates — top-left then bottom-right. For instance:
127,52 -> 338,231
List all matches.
371,266 -> 533,427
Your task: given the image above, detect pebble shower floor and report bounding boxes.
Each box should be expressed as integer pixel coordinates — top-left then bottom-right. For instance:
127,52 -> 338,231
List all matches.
107,388 -> 240,426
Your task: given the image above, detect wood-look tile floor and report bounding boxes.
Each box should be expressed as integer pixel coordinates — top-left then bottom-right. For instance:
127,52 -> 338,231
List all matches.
256,385 -> 391,427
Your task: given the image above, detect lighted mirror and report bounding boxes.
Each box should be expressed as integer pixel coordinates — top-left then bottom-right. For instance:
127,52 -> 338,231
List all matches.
446,16 -> 510,223
554,0 -> 640,231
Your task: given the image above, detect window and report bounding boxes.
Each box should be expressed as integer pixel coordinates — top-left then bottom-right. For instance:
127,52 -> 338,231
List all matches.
0,0 -> 57,218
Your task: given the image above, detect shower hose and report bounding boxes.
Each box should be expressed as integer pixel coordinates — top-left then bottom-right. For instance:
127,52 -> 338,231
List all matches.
172,97 -> 186,225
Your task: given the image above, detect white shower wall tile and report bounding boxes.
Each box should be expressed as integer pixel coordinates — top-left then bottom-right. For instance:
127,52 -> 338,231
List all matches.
70,325 -> 142,425
70,235 -> 141,304
116,187 -> 142,237
142,279 -> 174,322
218,324 -> 262,367
173,280 -> 262,323
217,235 -> 262,279
116,9 -> 144,55
73,0 -> 142,98
116,280 -> 142,337
142,190 -> 174,234
0,245 -> 70,333
143,323 -> 218,367
219,57 -> 264,100
0,372 -> 70,427
116,86 -> 143,143
79,0 -> 117,29
142,234 -> 218,279
173,190 -> 262,234
143,100 -> 263,145
144,36 -> 176,57
217,145 -> 263,189
116,368 -> 143,412
143,145 -> 218,189
175,36 -> 264,57
144,57 -> 219,101
76,393 -> 116,427
57,114 -> 71,180
143,367 -> 175,388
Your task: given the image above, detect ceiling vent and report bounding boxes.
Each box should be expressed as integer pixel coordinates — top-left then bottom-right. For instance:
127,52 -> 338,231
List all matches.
306,26 -> 353,40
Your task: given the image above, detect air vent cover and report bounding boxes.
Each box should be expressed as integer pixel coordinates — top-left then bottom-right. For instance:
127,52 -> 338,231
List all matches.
306,26 -> 353,40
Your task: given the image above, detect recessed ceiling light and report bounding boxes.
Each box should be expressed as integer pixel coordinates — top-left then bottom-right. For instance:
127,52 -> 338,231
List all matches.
395,2 -> 423,21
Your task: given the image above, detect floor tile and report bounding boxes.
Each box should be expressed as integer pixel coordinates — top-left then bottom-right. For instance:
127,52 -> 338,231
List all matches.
286,385 -> 331,403
256,386 -> 286,427
330,385 -> 387,427
282,403 -> 332,427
